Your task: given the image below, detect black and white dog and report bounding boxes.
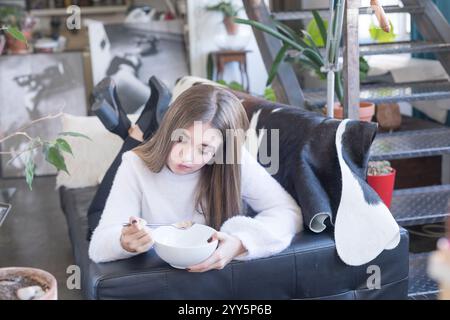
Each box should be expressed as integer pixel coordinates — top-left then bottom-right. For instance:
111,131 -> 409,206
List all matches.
170,76 -> 400,266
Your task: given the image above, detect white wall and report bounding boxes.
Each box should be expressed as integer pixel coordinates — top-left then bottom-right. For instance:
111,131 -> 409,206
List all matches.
187,0 -> 268,95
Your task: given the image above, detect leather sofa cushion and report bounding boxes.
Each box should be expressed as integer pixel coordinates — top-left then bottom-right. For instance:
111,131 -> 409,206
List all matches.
59,186 -> 409,300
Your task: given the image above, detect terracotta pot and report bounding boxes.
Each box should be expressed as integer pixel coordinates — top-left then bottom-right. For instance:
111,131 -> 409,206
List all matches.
367,169 -> 396,208
5,29 -> 31,54
0,267 -> 57,300
329,101 -> 376,122
223,16 -> 239,35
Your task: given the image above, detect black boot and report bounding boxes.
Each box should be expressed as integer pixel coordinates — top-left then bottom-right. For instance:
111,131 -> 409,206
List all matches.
91,77 -> 131,140
136,76 -> 172,141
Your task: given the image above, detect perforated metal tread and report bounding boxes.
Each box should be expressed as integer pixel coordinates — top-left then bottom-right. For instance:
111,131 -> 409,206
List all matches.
391,185 -> 450,227
408,252 -> 439,300
360,41 -> 450,55
272,5 -> 424,21
304,80 -> 450,106
370,128 -> 450,161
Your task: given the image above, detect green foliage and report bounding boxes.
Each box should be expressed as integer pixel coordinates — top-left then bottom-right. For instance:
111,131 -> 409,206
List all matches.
216,79 -> 277,102
307,11 -> 329,47
25,152 -> 36,191
4,26 -> 26,42
235,10 -> 370,105
0,6 -> 27,43
206,1 -> 242,17
14,132 -> 91,190
45,144 -> 69,175
217,79 -> 244,91
58,131 -> 92,141
360,56 -> 370,81
263,87 -> 277,102
0,6 -> 24,28
369,20 -> 396,43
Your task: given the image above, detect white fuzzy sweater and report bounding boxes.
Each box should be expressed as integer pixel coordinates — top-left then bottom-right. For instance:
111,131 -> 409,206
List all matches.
89,147 -> 303,263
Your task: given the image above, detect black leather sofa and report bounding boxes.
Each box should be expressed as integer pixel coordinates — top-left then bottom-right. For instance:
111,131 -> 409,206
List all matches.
59,184 -> 409,299
58,80 -> 409,299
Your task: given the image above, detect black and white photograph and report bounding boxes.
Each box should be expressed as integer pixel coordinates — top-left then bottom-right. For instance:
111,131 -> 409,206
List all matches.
0,52 -> 87,177
88,20 -> 189,113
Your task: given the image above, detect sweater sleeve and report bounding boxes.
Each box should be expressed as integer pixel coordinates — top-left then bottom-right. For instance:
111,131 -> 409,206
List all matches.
220,147 -> 303,261
88,151 -> 143,263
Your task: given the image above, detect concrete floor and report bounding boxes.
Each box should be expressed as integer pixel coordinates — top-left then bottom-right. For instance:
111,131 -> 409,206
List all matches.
0,176 -> 83,300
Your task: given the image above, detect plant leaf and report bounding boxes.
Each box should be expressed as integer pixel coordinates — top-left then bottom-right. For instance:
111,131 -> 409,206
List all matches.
5,26 -> 27,44
302,47 -> 325,67
312,10 -> 328,47
267,43 -> 289,86
58,131 -> 92,141
56,138 -> 73,155
369,20 -> 396,43
25,153 -> 35,191
359,56 -> 370,81
45,145 -> 69,174
228,81 -> 244,91
289,55 -> 322,73
234,18 -> 305,52
335,70 -> 344,105
264,87 -> 277,102
300,30 -> 320,54
273,20 -> 308,49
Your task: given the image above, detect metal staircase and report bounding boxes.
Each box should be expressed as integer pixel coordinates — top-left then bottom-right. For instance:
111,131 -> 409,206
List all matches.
243,0 -> 450,299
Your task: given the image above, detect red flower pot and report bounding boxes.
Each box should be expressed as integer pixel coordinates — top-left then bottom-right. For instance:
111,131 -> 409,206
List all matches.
367,169 -> 396,208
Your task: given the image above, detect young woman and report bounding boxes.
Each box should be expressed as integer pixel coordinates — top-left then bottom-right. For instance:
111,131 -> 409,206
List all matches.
88,83 -> 303,272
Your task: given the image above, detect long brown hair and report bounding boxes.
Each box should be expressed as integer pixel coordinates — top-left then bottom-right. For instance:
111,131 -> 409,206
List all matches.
133,84 -> 249,229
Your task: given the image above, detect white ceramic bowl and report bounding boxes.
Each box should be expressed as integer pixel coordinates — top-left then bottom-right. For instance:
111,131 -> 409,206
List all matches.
152,224 -> 218,269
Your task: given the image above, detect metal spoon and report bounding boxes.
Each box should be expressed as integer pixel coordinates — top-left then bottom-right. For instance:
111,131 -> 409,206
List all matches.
121,220 -> 194,230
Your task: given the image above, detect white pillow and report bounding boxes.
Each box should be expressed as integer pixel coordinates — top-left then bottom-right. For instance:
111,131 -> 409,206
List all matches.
56,113 -> 139,189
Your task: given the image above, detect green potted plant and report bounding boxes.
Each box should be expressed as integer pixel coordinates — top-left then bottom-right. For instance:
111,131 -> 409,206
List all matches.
235,10 -> 375,121
206,1 -> 243,35
0,6 -> 32,54
0,32 -> 89,300
0,111 -> 90,300
0,111 -> 91,190
367,160 -> 396,208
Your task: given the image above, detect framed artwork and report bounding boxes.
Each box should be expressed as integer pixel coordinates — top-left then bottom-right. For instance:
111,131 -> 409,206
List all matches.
0,52 -> 88,177
88,20 -> 189,114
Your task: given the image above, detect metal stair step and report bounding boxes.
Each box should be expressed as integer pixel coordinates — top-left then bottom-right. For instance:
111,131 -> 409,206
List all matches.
360,41 -> 450,56
391,185 -> 450,227
370,128 -> 450,161
272,5 -> 424,21
408,252 -> 439,299
311,41 -> 450,58
304,80 -> 450,106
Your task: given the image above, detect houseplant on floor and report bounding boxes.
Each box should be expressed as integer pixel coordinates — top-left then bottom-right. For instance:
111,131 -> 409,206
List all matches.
206,1 -> 243,36
0,25 -> 74,300
0,6 -> 33,55
367,160 -> 396,209
0,110 -> 90,300
235,9 -> 375,121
